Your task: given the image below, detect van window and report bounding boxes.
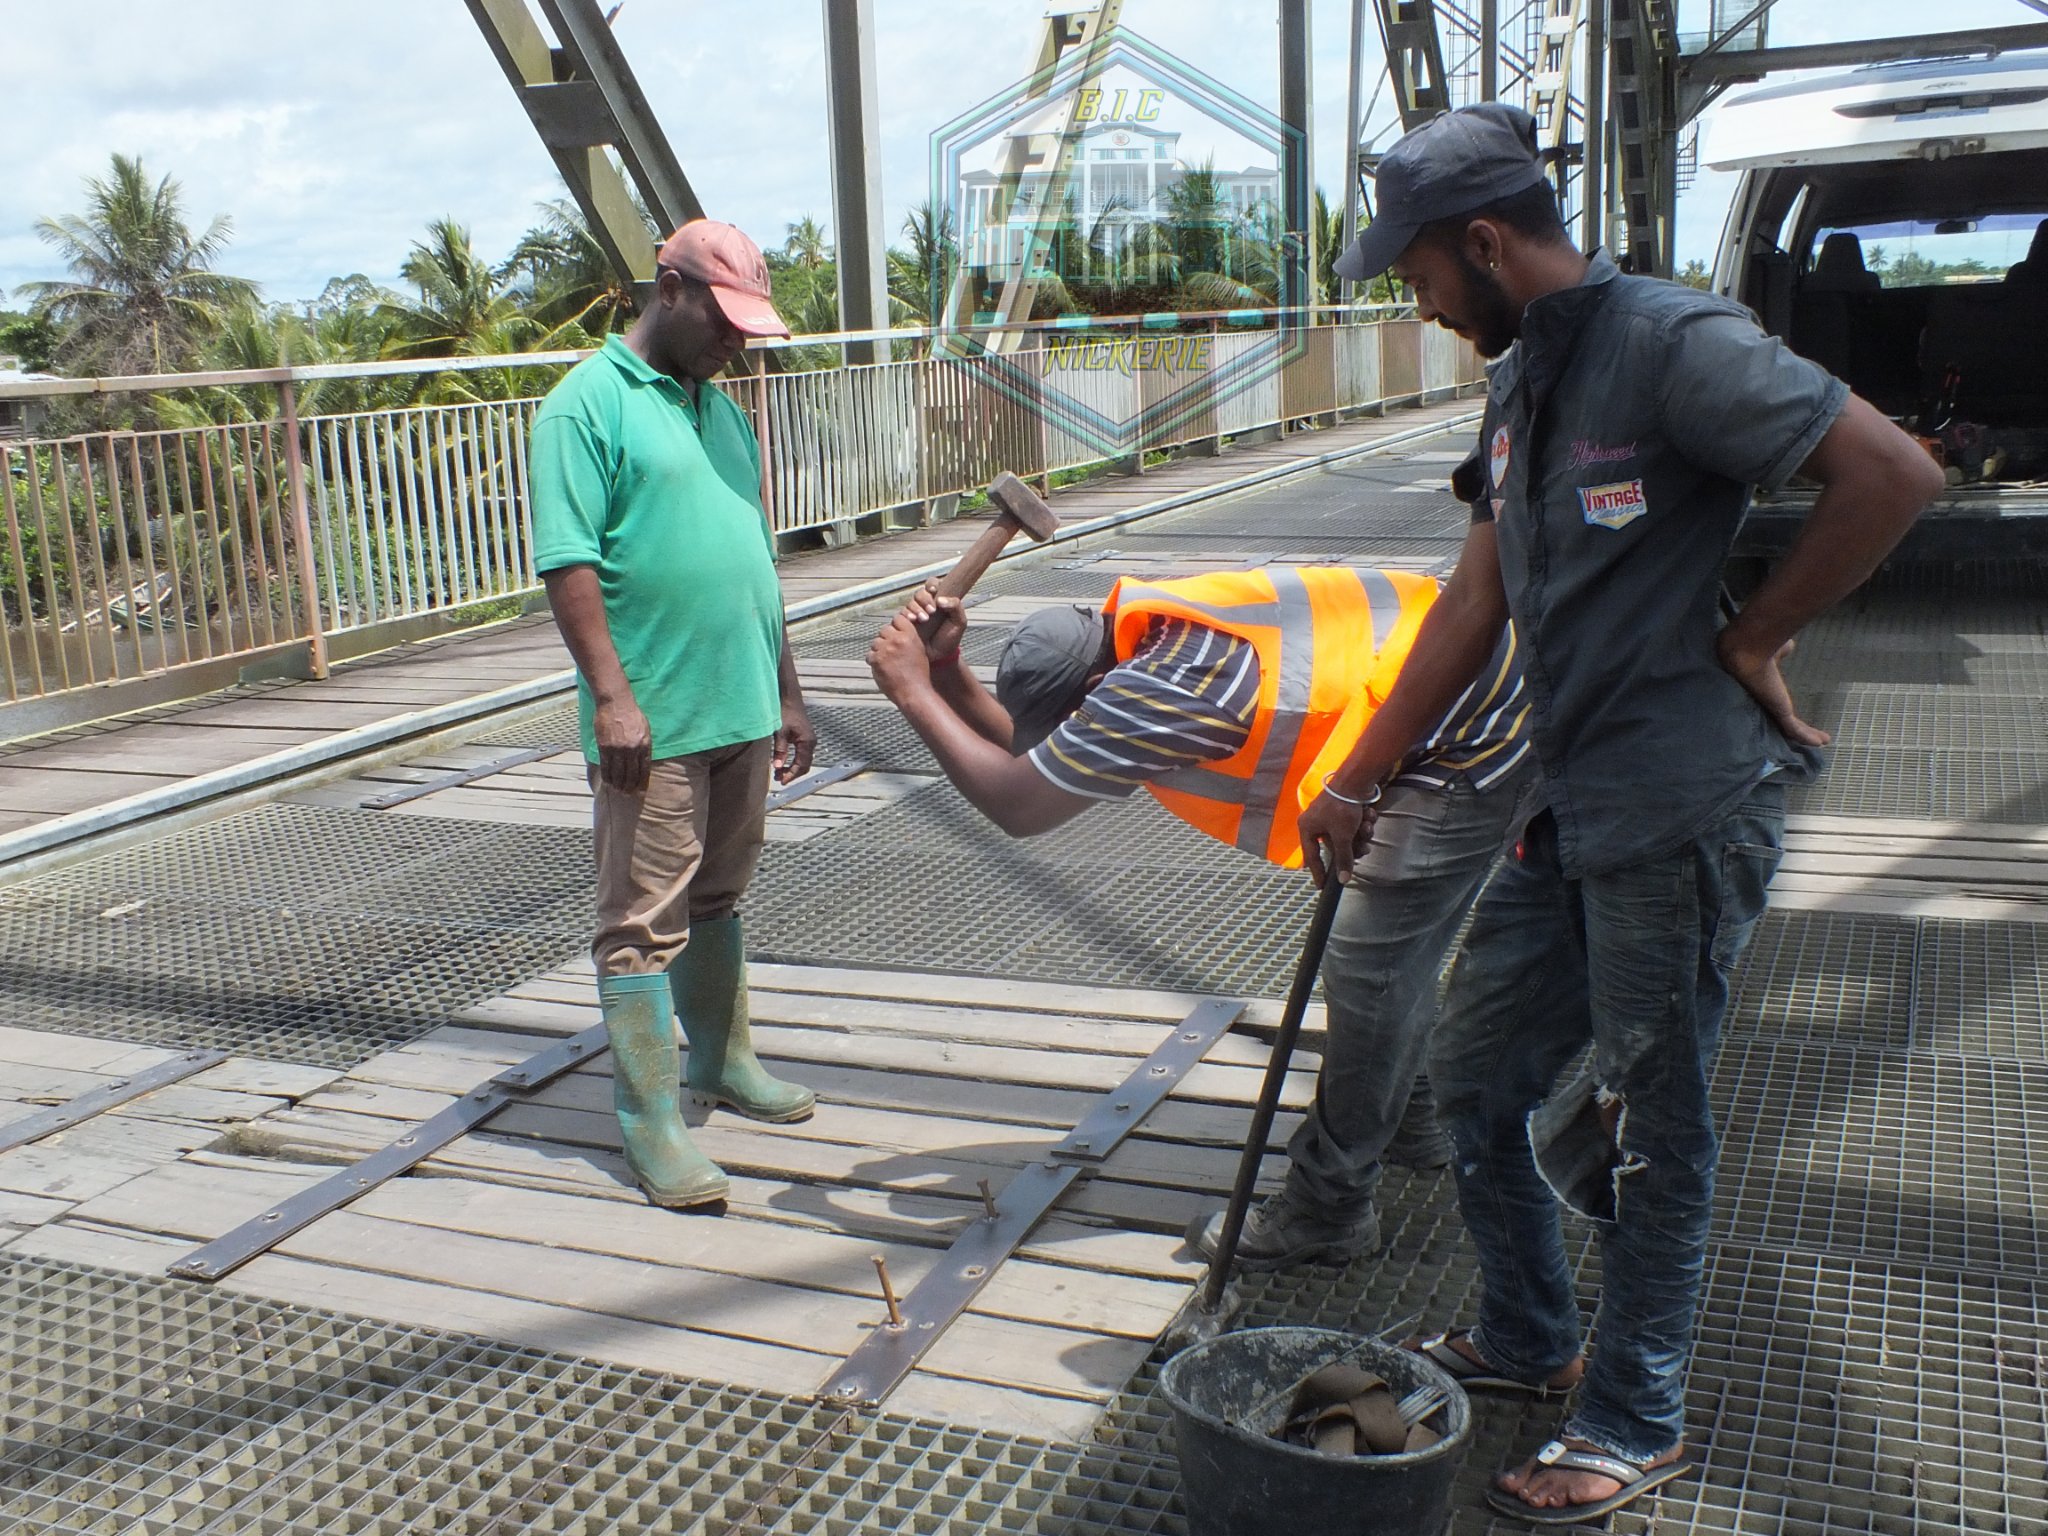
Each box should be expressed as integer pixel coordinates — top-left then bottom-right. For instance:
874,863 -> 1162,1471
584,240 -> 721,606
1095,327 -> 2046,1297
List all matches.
1812,214 -> 2047,288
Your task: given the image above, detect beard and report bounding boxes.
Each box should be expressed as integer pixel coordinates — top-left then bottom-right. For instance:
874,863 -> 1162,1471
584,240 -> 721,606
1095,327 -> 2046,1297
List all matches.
1445,250 -> 1523,358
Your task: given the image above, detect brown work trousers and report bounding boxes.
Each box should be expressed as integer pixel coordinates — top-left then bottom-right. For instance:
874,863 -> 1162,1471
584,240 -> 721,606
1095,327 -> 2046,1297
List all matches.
589,736 -> 773,979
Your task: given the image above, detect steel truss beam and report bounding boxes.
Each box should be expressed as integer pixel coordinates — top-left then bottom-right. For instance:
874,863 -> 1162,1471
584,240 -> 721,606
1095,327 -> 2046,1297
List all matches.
1375,0 -> 1455,127
1681,21 -> 2048,88
951,1 -> 1128,355
466,0 -> 703,306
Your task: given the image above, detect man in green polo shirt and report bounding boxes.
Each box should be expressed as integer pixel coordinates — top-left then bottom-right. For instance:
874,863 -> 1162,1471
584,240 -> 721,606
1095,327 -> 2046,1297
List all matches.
529,219 -> 817,1212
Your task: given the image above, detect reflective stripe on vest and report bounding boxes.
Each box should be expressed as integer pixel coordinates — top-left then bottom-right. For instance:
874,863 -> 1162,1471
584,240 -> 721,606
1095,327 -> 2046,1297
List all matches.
1103,566 -> 1438,867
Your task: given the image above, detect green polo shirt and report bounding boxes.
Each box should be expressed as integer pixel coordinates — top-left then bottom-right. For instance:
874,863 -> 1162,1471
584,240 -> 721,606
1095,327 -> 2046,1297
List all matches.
529,335 -> 783,762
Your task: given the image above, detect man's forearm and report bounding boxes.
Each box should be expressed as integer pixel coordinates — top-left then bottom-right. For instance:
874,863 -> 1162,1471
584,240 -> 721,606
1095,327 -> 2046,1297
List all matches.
778,618 -> 804,705
542,565 -> 632,703
894,680 -> 1066,834
932,661 -> 1014,749
1328,531 -> 1508,795
1723,398 -> 1942,658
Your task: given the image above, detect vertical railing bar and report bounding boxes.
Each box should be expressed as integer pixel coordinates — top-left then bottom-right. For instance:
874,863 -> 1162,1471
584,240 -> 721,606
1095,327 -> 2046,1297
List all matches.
146,436 -> 194,668
481,405 -> 509,598
204,428 -> 253,654
423,408 -> 457,608
122,437 -> 170,674
236,424 -> 279,650
309,416 -> 345,632
421,409 -> 450,614
402,409 -> 439,611
417,405 -> 450,610
277,384 -> 328,676
0,454 -> 29,701
177,436 -> 219,662
441,405 -> 469,607
507,399 -> 534,591
489,402 -> 518,593
99,436 -> 150,679
22,448 -> 73,690
339,414 -> 376,625
451,403 -> 490,600
254,421 -> 292,651
52,442 -> 107,684
376,415 -> 411,626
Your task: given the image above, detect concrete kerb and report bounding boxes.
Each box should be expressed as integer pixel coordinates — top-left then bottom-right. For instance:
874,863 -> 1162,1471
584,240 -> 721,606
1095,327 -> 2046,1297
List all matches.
0,406 -> 1478,880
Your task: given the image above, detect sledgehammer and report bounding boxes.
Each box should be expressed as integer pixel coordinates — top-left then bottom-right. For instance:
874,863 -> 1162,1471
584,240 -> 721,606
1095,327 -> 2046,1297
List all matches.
932,472 -> 1060,600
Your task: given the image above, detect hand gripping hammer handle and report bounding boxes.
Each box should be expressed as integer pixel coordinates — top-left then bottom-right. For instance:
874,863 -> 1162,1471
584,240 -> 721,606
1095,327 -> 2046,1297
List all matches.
932,472 -> 1060,601
1200,875 -> 1346,1313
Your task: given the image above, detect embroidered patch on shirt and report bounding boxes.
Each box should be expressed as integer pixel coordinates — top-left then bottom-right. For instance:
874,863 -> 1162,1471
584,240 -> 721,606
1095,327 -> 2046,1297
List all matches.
1578,478 -> 1648,529
1490,426 -> 1512,488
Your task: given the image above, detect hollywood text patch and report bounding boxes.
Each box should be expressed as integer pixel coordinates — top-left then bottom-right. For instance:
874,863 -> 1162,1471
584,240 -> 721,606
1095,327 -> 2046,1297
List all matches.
1578,478 -> 1648,530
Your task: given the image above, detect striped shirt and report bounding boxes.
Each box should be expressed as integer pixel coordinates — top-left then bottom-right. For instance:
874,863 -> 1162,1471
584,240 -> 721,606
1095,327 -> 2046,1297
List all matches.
1025,614 -> 1530,800
1029,618 -> 1260,800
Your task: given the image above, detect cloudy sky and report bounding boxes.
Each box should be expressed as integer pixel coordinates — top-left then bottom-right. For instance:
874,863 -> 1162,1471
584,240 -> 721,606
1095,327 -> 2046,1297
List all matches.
4,0 -> 2036,308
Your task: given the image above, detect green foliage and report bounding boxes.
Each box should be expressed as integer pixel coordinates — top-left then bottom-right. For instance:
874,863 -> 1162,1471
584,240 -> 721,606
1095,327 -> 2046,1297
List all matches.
1677,259 -> 1712,289
16,153 -> 258,377
0,310 -> 58,372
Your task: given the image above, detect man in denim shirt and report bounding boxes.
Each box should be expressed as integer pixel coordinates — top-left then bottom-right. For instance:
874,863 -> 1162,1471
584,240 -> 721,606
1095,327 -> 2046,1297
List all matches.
1301,104 -> 1942,1523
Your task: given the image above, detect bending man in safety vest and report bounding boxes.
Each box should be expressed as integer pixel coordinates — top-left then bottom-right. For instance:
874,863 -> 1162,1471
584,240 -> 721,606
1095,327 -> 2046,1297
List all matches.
866,561 -> 1533,1268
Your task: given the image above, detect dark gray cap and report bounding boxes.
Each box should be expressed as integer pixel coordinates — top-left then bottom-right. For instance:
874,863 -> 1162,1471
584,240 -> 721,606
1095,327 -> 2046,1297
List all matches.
1335,102 -> 1547,281
996,604 -> 1108,752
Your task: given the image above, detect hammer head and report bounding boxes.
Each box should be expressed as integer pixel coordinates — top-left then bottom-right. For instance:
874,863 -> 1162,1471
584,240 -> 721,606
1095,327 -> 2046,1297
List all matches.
986,472 -> 1060,542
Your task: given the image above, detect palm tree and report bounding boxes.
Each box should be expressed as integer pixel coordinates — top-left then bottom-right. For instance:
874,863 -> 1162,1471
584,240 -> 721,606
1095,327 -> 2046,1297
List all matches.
17,153 -> 257,376
378,218 -> 538,360
504,197 -> 646,334
887,201 -> 960,328
784,216 -> 832,272
1160,162 -> 1232,286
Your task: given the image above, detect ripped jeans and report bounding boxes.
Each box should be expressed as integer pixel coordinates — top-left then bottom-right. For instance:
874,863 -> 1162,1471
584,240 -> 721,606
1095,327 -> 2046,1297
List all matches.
1426,784 -> 1786,1463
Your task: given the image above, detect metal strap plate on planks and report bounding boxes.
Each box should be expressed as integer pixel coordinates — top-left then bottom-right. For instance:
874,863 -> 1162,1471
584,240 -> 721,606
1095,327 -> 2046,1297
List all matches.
361,744 -> 573,809
168,1024 -> 607,1282
0,1048 -> 227,1154
764,760 -> 866,813
817,996 -> 1244,1408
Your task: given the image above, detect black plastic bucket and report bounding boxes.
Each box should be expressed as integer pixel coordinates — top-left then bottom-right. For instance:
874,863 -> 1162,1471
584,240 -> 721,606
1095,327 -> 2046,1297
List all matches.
1160,1327 -> 1472,1536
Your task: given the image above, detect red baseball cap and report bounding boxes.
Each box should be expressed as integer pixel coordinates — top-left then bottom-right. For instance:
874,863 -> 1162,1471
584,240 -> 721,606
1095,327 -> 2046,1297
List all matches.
655,220 -> 791,338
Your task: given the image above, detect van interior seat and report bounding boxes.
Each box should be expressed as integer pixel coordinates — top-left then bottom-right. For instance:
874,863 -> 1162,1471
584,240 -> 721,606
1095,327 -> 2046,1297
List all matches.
1920,281 -> 2048,425
2006,219 -> 2048,285
1807,232 -> 1883,293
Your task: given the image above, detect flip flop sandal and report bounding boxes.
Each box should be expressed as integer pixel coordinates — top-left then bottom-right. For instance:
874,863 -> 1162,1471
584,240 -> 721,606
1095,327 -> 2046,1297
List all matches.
1484,1439 -> 1696,1525
1410,1329 -> 1570,1398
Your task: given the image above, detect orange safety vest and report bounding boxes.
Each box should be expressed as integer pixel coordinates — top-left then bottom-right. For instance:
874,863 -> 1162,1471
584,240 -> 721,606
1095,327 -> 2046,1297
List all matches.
1104,567 -> 1440,868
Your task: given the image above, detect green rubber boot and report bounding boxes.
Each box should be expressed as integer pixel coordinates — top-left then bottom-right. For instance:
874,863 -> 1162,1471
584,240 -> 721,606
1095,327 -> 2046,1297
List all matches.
671,916 -> 816,1123
599,973 -> 729,1208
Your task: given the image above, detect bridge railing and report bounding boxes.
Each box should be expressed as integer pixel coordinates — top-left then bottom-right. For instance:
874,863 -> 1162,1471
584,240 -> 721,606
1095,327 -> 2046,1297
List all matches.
0,308 -> 1475,730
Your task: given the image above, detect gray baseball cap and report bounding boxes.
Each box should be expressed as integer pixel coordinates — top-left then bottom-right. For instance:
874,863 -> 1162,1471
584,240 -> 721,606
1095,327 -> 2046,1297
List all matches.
996,604 -> 1109,752
1336,102 -> 1547,281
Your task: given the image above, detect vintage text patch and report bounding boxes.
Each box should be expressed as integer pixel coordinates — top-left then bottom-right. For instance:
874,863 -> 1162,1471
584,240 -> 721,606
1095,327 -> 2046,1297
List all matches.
1578,478 -> 1648,529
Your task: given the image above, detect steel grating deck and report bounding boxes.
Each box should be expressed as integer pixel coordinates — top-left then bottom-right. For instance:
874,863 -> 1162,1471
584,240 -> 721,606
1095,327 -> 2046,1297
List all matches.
0,1255 -> 1089,1536
0,806 -> 591,1069
8,457 -> 2048,1533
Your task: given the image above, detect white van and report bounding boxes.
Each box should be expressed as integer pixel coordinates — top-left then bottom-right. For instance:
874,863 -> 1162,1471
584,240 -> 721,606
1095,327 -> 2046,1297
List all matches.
1706,49 -> 2048,548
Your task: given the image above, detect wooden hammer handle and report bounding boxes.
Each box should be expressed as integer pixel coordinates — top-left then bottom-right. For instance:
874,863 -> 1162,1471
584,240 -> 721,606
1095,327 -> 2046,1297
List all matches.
933,515 -> 1022,601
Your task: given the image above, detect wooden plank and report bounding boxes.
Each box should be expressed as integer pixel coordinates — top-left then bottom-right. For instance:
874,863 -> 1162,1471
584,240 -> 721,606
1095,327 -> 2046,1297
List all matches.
606,960 -> 1312,1032
76,1161 -> 1184,1342
0,767 -> 185,814
233,1102 -> 1262,1235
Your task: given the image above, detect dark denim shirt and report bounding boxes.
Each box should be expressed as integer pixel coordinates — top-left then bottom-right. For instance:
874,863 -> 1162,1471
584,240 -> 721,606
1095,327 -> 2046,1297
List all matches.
1474,252 -> 1847,875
